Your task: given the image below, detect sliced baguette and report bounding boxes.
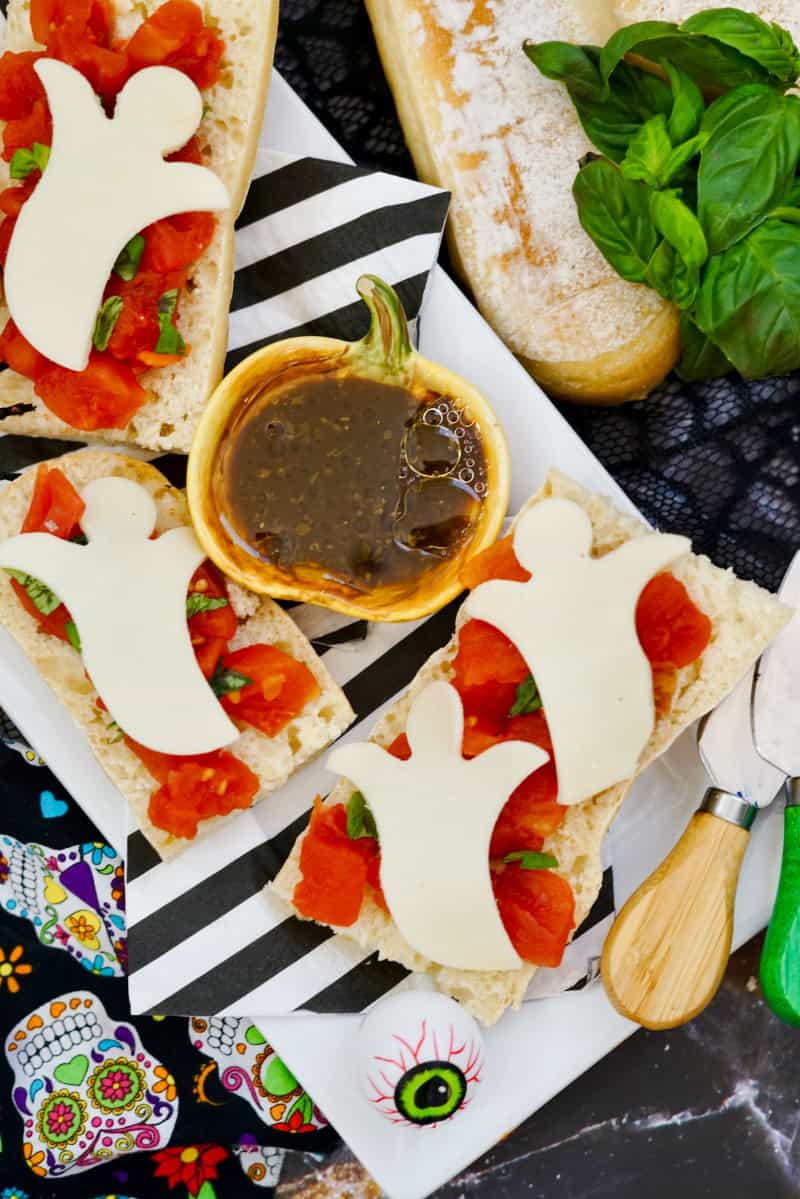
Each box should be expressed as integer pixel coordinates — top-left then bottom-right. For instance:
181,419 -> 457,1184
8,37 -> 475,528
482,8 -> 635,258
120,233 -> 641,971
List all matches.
0,0 -> 277,452
0,451 -> 355,860
364,0 -> 680,404
272,469 -> 789,1024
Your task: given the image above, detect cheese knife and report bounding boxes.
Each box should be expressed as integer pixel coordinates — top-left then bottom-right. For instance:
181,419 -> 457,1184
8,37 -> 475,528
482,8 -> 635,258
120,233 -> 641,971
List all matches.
601,661 -> 786,1030
752,550 -> 800,1026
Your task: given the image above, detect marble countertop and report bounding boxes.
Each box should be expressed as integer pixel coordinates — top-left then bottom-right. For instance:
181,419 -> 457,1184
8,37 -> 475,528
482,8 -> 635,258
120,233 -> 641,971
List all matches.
275,933 -> 800,1197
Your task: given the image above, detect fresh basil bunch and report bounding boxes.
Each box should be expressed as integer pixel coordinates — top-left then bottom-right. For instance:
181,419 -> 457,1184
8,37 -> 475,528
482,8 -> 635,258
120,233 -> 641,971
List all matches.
525,8 -> 800,382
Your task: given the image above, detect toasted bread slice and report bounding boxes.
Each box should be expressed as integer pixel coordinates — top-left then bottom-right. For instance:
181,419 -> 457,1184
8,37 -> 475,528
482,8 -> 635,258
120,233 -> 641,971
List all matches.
0,451 -> 355,860
364,0 -> 681,404
0,0 -> 277,451
272,470 -> 789,1023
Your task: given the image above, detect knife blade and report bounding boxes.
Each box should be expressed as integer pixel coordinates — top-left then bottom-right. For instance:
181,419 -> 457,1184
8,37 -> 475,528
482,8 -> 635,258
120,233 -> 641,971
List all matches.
752,549 -> 800,1025
602,663 -> 785,1031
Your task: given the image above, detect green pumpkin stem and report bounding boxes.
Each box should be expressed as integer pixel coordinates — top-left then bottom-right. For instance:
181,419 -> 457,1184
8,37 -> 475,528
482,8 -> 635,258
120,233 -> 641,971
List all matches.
354,274 -> 412,375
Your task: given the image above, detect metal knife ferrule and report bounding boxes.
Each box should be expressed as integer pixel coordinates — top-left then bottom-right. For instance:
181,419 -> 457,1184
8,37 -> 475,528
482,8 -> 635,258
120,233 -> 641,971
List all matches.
699,787 -> 758,829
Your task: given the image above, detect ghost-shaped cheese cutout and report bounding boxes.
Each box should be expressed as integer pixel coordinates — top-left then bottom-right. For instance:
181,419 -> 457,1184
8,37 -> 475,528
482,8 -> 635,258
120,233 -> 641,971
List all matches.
0,475 -> 238,755
358,992 -> 484,1127
464,498 -> 690,806
328,681 -> 549,972
5,59 -> 230,371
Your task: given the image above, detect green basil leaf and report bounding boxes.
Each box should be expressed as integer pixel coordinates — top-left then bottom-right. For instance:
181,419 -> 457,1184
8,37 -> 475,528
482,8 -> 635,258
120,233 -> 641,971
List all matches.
525,43 -> 672,161
620,113 -> 672,186
698,86 -> 800,254
694,218 -> 800,378
676,312 -> 733,381
769,206 -> 800,224
649,189 -> 708,268
93,296 -> 123,352
209,663 -> 253,698
663,60 -> 704,143
644,241 -> 699,309
508,674 -> 542,718
346,791 -> 379,841
573,157 -> 659,282
113,233 -> 145,282
155,288 -> 186,355
5,569 -> 61,616
186,593 -> 229,618
503,851 -> 559,871
661,131 -> 708,183
680,8 -> 800,85
784,178 -> 800,207
65,620 -> 81,652
600,21 -> 769,91
9,141 -> 50,180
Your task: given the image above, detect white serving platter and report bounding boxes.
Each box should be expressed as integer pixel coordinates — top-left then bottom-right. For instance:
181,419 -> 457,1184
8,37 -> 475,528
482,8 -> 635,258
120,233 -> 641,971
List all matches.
0,69 -> 786,1199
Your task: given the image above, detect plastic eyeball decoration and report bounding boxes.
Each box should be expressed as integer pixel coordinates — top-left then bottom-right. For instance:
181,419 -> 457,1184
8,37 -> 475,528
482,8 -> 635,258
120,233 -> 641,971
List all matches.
358,992 -> 484,1127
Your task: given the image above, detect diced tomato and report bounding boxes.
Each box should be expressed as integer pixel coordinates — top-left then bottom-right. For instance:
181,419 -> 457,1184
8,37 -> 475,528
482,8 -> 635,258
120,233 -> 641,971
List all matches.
0,175 -> 37,218
219,644 -> 320,737
459,535 -> 530,589
34,352 -> 147,430
105,267 -> 186,361
387,732 -> 411,760
189,559 -> 229,601
190,603 -> 237,641
140,211 -> 216,273
0,217 -> 16,266
167,134 -> 203,164
125,736 -> 172,784
126,0 -> 224,89
0,318 -> 49,381
636,573 -> 712,668
490,766 -> 564,857
9,580 -> 74,643
21,463 -> 85,536
145,749 -> 260,840
652,661 -> 678,717
366,853 -> 388,913
0,51 -> 46,120
31,0 -> 111,45
50,30 -> 129,100
2,96 -> 52,161
137,350 -> 187,369
506,710 -> 553,753
193,635 -> 227,679
462,714 -> 507,759
293,799 -> 375,927
452,620 -> 528,689
454,679 -> 519,729
492,863 -> 575,967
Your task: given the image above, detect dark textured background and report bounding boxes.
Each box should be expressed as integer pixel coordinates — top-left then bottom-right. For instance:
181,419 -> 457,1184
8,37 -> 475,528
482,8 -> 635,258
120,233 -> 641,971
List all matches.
273,2 -> 800,1196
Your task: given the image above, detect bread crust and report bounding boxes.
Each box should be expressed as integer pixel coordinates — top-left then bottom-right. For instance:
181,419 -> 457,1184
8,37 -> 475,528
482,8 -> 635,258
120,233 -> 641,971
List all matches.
0,451 -> 354,860
364,0 -> 681,404
272,469 -> 789,1024
0,0 -> 278,451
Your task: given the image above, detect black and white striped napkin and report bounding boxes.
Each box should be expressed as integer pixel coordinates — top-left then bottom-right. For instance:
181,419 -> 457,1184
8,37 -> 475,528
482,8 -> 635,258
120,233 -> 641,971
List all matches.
0,149 -> 615,1017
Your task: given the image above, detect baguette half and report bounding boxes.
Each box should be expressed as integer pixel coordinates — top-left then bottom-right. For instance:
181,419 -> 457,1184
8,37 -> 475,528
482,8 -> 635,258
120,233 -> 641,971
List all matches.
272,469 -> 789,1024
0,451 -> 355,860
364,0 -> 681,403
0,0 -> 277,452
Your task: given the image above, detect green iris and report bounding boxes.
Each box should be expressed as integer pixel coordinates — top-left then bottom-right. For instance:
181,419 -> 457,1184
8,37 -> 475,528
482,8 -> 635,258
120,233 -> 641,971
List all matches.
394,1061 -> 467,1125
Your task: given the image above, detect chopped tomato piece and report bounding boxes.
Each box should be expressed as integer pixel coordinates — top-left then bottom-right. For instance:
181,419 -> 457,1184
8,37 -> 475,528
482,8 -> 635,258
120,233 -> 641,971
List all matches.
9,580 -> 74,643
189,559 -> 229,600
636,573 -> 712,668
462,714 -> 507,759
0,216 -> 16,266
126,0 -> 224,89
387,732 -> 411,760
293,799 -> 375,926
21,463 -> 85,536
459,535 -> 530,589
2,96 -> 52,161
137,350 -> 188,369
193,635 -> 227,679
124,736 -> 172,784
105,268 -> 186,361
490,766 -> 564,857
34,352 -> 147,430
219,644 -> 320,737
452,620 -> 528,689
0,175 -> 37,218
49,31 -> 129,100
145,749 -> 260,840
493,863 -> 575,967
652,661 -> 678,717
453,679 -> 519,729
366,853 -> 388,912
0,318 -> 49,381
0,51 -> 46,120
167,134 -> 203,164
506,710 -> 553,753
189,600 -> 237,642
141,211 -> 216,273
31,0 -> 112,45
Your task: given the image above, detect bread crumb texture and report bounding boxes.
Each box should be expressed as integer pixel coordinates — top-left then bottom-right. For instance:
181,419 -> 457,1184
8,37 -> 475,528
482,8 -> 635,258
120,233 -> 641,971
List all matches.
0,451 -> 354,860
0,0 -> 277,451
272,469 -> 789,1024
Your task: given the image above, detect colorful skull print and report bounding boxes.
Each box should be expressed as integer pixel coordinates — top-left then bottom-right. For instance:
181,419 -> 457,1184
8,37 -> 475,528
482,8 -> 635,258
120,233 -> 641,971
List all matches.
189,1017 -> 326,1133
0,835 -> 126,976
6,992 -> 178,1179
0,708 -> 45,766
235,1136 -> 287,1188
358,993 -> 484,1127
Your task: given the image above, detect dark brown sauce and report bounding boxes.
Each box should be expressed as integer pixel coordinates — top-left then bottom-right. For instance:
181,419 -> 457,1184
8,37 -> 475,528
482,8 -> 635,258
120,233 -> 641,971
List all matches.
215,371 -> 487,594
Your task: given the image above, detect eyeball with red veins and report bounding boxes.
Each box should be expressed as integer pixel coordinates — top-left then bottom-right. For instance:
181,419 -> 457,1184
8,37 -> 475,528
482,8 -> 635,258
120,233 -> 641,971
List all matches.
358,992 -> 484,1127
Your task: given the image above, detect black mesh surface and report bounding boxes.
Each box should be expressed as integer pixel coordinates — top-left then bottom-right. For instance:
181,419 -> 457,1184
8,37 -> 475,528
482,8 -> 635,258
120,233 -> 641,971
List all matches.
277,0 -> 800,594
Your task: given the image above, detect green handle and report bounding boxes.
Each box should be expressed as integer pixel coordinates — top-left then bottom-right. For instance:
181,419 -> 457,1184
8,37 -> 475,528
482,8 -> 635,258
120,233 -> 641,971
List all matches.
760,799 -> 800,1027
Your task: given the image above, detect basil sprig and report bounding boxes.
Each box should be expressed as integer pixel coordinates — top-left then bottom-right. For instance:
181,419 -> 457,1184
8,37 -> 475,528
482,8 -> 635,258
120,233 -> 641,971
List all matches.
10,142 -> 49,180
503,851 -> 559,871
508,674 -> 542,718
209,663 -> 252,698
526,6 -> 800,382
155,289 -> 187,355
5,569 -> 60,615
113,234 -> 145,282
346,791 -> 379,841
93,296 -> 123,352
187,593 -> 228,618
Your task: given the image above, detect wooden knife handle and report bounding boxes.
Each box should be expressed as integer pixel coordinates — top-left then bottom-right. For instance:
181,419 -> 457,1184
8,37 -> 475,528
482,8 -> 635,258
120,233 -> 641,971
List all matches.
601,806 -> 751,1030
760,796 -> 800,1027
